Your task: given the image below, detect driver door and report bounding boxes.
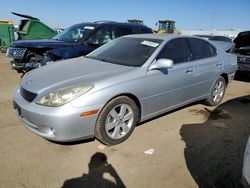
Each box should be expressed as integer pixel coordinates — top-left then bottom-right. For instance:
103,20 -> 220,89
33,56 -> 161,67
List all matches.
145,38 -> 195,117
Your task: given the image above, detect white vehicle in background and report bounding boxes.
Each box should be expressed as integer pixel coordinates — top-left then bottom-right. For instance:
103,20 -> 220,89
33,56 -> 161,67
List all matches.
194,35 -> 234,52
243,136 -> 250,187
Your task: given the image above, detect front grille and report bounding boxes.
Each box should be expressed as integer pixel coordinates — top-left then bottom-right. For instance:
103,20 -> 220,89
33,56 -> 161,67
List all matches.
6,48 -> 27,60
237,56 -> 250,64
20,87 -> 37,102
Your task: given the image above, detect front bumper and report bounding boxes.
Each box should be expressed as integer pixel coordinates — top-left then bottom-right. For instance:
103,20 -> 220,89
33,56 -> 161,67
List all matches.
238,62 -> 250,72
11,60 -> 26,71
11,60 -> 41,73
13,87 -> 102,142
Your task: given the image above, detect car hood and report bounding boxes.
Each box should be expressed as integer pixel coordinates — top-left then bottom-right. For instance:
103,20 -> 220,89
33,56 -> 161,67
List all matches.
13,39 -> 75,49
21,57 -> 135,94
234,31 -> 250,49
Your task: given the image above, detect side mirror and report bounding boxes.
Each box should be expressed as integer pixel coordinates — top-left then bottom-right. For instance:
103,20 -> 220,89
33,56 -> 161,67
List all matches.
148,59 -> 173,71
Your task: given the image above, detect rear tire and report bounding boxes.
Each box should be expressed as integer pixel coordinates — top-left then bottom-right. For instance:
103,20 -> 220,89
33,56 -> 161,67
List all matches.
95,96 -> 139,145
205,76 -> 226,106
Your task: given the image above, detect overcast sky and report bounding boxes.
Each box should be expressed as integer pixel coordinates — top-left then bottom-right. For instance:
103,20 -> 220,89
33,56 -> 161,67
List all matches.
1,0 -> 250,30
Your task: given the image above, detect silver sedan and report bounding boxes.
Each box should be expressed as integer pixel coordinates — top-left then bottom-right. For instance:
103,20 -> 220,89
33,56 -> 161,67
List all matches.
13,34 -> 238,145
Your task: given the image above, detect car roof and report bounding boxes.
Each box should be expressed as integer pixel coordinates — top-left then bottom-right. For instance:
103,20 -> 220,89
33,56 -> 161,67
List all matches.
122,33 -> 199,41
76,21 -> 150,28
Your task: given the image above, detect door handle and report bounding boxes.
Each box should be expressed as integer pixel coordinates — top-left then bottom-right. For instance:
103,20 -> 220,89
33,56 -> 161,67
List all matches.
185,68 -> 193,73
216,62 -> 222,67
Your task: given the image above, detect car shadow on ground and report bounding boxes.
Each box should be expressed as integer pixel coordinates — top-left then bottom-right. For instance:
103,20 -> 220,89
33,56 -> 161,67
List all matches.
180,95 -> 250,188
234,71 -> 250,82
50,138 -> 96,146
61,152 -> 126,188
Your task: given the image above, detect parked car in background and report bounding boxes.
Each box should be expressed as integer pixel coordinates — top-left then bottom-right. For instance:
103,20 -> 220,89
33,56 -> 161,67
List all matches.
6,21 -> 152,75
230,31 -> 250,72
194,34 -> 234,52
194,35 -> 232,42
242,136 -> 250,187
13,34 -> 237,145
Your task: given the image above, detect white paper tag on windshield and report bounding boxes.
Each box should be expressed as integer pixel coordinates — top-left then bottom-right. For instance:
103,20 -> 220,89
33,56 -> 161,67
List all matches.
141,40 -> 159,48
84,26 -> 95,30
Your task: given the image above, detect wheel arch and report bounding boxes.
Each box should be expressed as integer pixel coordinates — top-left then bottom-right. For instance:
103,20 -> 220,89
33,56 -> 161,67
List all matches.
101,93 -> 142,122
220,73 -> 228,85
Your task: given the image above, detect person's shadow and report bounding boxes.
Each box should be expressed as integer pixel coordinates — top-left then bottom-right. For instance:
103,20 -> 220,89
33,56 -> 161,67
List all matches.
180,95 -> 250,188
62,152 -> 126,188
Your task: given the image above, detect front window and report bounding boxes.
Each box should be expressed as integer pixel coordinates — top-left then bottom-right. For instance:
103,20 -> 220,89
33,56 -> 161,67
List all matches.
159,22 -> 175,31
157,38 -> 190,64
87,26 -> 116,45
87,37 -> 163,67
52,24 -> 94,43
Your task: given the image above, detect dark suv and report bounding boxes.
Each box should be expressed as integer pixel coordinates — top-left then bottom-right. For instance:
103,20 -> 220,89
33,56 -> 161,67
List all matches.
230,31 -> 250,72
6,21 -> 152,75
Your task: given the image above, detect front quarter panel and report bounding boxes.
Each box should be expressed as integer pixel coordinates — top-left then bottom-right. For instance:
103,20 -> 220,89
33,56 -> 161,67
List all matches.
70,68 -> 146,117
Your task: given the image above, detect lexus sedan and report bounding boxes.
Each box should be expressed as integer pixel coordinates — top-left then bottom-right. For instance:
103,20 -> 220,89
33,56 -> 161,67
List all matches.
13,34 -> 237,145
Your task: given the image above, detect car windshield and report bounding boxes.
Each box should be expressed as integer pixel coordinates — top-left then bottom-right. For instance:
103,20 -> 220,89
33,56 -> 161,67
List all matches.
52,24 -> 95,43
86,37 -> 163,67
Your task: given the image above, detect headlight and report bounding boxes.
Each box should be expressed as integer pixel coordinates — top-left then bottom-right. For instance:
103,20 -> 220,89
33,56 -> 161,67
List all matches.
36,84 -> 93,107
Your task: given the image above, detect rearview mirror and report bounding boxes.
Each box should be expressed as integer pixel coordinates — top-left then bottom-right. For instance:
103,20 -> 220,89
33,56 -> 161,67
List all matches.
148,59 -> 173,71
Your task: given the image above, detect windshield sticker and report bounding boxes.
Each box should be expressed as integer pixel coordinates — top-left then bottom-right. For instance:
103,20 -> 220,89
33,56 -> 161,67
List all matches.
141,40 -> 159,48
84,26 -> 95,30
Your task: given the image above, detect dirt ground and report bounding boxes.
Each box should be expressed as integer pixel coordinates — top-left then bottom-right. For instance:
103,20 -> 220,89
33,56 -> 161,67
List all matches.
0,54 -> 250,188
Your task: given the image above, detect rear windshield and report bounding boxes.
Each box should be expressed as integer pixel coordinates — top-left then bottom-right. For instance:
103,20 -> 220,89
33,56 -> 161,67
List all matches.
87,37 -> 163,67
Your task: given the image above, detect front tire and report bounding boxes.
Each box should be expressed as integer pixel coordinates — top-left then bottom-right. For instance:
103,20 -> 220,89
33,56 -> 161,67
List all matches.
205,76 -> 226,106
95,96 -> 139,145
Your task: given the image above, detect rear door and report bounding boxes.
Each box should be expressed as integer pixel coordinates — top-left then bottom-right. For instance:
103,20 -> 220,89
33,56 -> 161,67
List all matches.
187,38 -> 221,98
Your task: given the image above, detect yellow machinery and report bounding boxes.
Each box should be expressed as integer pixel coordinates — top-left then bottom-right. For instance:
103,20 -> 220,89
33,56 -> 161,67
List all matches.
127,19 -> 144,25
0,20 -> 13,24
156,20 -> 176,34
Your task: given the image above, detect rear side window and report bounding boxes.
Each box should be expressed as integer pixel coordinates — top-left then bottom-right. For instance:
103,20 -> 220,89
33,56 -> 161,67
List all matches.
131,27 -> 141,34
87,26 -> 116,45
187,38 -> 217,60
157,38 -> 190,64
116,27 -> 133,36
141,27 -> 153,34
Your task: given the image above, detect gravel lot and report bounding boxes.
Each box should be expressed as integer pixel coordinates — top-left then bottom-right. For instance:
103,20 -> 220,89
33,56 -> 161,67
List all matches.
0,54 -> 250,188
